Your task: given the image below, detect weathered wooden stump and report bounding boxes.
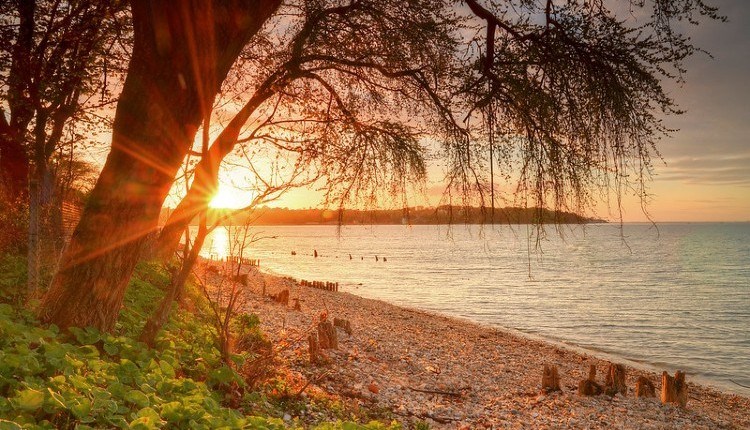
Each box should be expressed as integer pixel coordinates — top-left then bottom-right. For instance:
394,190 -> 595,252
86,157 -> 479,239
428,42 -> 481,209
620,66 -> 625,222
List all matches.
231,273 -> 248,285
661,371 -> 687,407
333,317 -> 353,335
317,320 -> 338,349
292,298 -> 301,311
308,333 -> 320,363
605,363 -> 627,396
274,289 -> 290,306
541,364 -> 561,393
635,376 -> 656,398
578,364 -> 603,396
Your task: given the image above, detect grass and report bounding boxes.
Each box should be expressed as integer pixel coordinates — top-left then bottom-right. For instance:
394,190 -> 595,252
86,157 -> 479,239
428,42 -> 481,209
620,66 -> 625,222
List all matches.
0,255 -> 400,429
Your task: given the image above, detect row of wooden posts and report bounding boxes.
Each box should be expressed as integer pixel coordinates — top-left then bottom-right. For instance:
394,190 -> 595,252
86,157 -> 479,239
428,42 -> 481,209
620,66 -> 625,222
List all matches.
541,363 -> 688,407
224,255 -> 260,266
299,279 -> 339,292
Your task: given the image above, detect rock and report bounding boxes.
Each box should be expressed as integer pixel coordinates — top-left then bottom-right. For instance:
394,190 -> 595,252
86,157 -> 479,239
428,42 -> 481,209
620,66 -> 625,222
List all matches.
368,382 -> 379,394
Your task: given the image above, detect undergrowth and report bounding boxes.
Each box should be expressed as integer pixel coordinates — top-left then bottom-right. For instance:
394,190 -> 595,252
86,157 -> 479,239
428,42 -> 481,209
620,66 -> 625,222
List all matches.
0,255 -> 399,429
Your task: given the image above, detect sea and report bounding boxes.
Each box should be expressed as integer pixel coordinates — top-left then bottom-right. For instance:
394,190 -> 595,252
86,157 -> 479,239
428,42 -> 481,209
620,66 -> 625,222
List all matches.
196,222 -> 750,395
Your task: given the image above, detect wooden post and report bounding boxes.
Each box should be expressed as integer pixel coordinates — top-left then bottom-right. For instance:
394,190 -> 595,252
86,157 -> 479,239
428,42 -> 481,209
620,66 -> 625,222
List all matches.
605,363 -> 627,396
308,333 -> 320,363
333,317 -> 352,335
541,364 -> 561,393
661,371 -> 687,407
317,320 -> 338,349
274,289 -> 289,306
635,376 -> 656,398
578,364 -> 603,396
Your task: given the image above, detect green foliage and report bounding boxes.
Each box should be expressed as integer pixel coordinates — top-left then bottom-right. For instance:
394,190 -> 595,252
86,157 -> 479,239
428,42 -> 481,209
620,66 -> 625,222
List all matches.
0,254 -> 26,304
0,261 -> 402,429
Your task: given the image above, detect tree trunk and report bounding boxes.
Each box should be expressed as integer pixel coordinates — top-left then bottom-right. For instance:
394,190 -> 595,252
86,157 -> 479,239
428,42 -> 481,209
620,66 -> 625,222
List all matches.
27,177 -> 40,292
140,213 -> 208,347
37,0 -> 281,332
139,247 -> 200,347
0,126 -> 29,204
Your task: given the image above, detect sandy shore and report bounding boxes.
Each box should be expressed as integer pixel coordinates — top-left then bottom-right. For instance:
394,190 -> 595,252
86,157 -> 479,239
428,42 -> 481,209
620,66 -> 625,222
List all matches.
218,264 -> 749,429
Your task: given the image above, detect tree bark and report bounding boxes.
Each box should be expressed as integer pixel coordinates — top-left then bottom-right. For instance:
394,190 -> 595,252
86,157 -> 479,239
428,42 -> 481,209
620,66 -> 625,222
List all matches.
37,0 -> 281,332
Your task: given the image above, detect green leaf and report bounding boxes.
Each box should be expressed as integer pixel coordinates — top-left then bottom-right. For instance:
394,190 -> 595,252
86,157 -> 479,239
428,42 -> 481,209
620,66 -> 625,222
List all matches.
124,390 -> 150,409
69,327 -> 101,345
77,345 -> 100,359
128,416 -> 157,430
103,342 -> 119,356
69,399 -> 92,419
13,388 -> 45,411
160,401 -> 182,422
208,365 -> 236,385
158,361 -> 175,379
0,304 -> 14,317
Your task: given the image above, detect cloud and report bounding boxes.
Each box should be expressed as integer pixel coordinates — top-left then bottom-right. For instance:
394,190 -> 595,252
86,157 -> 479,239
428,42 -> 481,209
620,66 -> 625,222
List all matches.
656,152 -> 750,185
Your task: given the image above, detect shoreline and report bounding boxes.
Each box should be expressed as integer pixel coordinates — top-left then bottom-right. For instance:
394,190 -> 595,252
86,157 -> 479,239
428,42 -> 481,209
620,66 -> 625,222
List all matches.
225,263 -> 750,429
257,264 -> 749,399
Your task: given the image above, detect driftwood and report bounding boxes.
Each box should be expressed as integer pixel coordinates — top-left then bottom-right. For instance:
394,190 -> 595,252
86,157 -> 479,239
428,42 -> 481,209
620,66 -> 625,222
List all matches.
317,320 -> 338,349
333,317 -> 352,335
635,376 -> 656,398
578,364 -> 603,396
661,371 -> 688,407
541,364 -> 561,393
605,363 -> 627,396
308,333 -> 320,363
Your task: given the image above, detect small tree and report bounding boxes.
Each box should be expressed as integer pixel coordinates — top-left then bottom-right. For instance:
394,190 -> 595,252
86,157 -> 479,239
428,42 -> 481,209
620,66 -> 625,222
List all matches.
0,0 -> 129,288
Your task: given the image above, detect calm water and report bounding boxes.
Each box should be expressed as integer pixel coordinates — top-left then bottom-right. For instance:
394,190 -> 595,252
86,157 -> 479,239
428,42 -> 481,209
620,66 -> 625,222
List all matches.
197,223 -> 750,395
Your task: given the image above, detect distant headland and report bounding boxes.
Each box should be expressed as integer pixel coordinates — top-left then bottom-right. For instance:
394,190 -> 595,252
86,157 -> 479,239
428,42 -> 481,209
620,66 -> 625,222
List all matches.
161,206 -> 606,226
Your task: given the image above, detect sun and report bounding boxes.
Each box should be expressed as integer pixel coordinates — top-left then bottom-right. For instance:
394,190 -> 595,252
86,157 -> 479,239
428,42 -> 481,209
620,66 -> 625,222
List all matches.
209,185 -> 246,209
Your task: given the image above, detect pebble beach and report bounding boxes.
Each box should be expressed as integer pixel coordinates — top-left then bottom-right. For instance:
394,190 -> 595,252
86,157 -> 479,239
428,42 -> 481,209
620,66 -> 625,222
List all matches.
217,264 -> 750,429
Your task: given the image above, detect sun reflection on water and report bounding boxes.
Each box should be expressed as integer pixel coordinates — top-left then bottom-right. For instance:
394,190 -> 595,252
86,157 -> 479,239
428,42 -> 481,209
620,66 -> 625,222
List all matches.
202,228 -> 229,260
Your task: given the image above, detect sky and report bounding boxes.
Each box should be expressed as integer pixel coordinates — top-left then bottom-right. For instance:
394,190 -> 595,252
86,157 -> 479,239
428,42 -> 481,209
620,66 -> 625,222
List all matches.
614,0 -> 750,222
245,0 -> 749,222
158,1 -> 750,222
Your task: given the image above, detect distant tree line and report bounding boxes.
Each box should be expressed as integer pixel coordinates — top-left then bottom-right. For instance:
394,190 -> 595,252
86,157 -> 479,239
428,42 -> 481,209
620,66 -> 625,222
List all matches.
179,206 -> 605,226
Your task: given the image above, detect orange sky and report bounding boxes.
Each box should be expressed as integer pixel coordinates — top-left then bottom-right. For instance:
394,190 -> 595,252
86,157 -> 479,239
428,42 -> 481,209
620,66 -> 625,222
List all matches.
96,1 -> 749,223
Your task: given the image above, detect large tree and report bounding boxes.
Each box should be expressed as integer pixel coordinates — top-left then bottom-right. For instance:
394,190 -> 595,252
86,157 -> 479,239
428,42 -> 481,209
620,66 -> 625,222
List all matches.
37,0 -> 282,331
37,0 -> 722,331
